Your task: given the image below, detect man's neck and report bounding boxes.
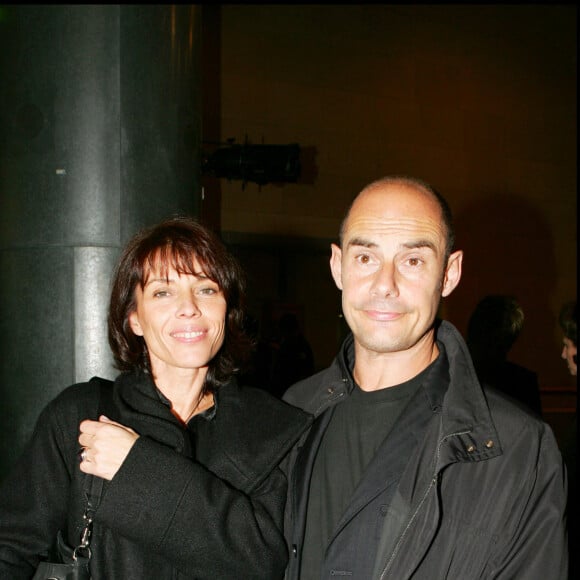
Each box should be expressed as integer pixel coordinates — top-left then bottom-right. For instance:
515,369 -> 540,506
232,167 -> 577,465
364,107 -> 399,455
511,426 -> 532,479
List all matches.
353,340 -> 439,392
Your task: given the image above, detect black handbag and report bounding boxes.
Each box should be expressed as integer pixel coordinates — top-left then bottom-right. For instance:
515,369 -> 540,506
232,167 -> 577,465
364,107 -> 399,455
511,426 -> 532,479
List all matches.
32,474 -> 102,580
31,529 -> 91,580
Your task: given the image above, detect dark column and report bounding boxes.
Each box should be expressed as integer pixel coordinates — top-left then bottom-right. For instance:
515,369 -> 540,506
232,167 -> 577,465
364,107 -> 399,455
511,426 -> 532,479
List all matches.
0,5 -> 201,477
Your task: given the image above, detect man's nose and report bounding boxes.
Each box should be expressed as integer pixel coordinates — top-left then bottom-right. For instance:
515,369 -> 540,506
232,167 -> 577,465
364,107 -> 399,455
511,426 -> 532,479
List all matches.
370,262 -> 398,298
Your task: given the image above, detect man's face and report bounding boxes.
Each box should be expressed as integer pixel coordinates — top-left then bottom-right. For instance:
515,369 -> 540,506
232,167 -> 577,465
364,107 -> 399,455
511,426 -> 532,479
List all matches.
330,182 -> 462,358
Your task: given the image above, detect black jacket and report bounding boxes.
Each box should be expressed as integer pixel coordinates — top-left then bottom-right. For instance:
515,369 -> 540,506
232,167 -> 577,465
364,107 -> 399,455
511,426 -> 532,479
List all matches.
283,321 -> 568,579
0,371 -> 312,579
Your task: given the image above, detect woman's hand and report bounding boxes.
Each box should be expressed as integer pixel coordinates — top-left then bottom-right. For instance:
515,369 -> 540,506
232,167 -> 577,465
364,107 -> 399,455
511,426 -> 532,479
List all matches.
78,416 -> 139,480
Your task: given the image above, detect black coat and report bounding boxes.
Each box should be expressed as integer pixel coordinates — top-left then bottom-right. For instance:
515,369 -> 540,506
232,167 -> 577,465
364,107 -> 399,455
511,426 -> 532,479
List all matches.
283,321 -> 568,579
0,371 -> 312,579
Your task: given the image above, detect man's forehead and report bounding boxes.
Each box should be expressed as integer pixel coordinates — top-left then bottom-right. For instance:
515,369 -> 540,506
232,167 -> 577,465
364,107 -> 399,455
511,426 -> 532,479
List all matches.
353,183 -> 438,214
343,212 -> 445,244
343,185 -> 445,239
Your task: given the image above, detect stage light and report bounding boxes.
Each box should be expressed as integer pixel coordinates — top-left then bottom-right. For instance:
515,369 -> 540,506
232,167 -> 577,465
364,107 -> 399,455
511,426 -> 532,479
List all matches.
203,143 -> 301,186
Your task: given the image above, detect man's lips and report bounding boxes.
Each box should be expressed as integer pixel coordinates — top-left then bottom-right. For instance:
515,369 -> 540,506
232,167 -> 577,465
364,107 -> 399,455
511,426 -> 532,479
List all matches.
363,309 -> 402,321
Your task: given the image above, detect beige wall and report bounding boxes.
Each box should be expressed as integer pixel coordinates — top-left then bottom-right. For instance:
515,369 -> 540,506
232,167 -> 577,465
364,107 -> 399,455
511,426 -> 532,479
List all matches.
202,5 -> 576,405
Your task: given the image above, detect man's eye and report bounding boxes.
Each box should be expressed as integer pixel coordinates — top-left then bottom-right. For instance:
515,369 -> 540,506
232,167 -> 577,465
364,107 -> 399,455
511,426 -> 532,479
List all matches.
356,254 -> 371,264
404,255 -> 426,267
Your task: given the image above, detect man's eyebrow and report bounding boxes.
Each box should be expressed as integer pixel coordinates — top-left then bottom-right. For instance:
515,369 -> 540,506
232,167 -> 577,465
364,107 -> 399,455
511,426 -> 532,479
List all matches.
346,237 -> 377,249
346,237 -> 437,252
402,239 -> 437,252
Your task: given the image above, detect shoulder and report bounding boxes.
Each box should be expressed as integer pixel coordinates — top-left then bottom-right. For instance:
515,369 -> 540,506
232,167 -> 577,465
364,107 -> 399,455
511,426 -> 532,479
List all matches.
45,376 -> 113,423
283,366 -> 340,412
485,387 -> 560,458
24,377 -> 114,470
204,381 -> 313,491
283,334 -> 353,412
219,381 -> 312,428
485,386 -> 541,424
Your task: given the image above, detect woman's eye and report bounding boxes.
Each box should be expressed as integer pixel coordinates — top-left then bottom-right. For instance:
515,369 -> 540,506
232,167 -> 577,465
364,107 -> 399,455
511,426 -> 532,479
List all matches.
153,290 -> 170,298
199,286 -> 218,295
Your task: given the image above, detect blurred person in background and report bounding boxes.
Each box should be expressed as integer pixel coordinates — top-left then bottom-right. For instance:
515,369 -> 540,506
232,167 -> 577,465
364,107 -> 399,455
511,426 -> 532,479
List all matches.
558,299 -> 577,580
559,300 -> 577,377
466,294 -> 542,416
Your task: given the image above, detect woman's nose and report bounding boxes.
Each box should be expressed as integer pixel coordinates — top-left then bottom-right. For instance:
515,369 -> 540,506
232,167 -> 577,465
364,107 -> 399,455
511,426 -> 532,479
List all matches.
177,293 -> 201,317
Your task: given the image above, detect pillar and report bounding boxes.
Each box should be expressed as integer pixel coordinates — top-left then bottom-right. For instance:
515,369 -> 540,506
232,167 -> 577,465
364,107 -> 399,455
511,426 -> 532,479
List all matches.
0,5 -> 202,477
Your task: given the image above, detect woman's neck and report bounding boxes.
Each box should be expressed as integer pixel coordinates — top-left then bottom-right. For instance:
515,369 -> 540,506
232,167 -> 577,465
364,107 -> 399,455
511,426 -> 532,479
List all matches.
153,366 -> 212,423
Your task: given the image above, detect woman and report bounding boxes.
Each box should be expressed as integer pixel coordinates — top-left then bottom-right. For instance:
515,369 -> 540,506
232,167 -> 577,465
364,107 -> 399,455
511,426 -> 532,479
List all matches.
0,217 -> 311,579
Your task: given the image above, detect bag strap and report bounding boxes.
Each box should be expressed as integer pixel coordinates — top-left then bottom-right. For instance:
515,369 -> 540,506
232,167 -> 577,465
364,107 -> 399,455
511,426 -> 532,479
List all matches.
93,375 -> 116,420
74,471 -> 106,559
73,377 -> 114,559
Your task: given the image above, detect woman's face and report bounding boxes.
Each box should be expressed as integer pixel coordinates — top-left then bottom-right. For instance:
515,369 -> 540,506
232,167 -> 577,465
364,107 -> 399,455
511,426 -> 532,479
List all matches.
128,259 -> 227,382
561,337 -> 577,376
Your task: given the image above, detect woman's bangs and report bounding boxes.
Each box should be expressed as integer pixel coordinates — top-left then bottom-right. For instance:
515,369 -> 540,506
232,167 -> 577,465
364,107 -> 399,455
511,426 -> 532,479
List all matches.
142,244 -> 212,284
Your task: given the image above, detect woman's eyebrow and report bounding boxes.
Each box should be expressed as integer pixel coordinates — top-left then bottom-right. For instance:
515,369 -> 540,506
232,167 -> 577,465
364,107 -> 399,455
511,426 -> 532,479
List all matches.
144,272 -> 209,287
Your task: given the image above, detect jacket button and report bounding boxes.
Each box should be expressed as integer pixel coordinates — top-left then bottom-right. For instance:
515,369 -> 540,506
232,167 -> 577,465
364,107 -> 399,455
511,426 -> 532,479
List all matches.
292,545 -> 298,557
327,387 -> 335,394
466,444 -> 475,452
485,439 -> 494,449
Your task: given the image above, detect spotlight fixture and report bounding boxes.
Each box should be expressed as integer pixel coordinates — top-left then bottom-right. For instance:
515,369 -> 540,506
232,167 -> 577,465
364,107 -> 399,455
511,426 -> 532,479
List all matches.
202,140 -> 301,187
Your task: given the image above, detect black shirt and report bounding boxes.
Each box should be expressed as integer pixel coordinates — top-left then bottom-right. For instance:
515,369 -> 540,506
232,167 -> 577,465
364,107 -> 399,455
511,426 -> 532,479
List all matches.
299,363 -> 433,579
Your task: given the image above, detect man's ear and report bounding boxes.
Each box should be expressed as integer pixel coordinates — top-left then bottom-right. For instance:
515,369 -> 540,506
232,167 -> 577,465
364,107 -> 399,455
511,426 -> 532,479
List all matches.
128,311 -> 144,336
442,250 -> 463,297
330,243 -> 343,290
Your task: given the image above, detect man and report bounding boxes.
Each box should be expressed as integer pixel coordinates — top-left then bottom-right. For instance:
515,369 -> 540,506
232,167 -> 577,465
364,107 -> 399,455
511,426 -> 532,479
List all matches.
283,176 -> 568,579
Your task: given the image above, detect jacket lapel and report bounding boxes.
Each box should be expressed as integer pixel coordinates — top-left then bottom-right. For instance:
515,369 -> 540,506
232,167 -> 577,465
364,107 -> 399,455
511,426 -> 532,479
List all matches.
290,407 -> 336,543
329,382 -> 437,544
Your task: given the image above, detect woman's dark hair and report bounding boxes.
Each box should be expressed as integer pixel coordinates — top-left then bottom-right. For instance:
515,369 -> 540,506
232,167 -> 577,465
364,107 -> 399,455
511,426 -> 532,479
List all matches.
559,300 -> 577,346
108,216 -> 251,392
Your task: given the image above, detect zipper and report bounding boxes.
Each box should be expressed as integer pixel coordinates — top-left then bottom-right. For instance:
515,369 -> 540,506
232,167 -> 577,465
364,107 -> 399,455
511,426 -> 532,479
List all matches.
378,428 -> 472,579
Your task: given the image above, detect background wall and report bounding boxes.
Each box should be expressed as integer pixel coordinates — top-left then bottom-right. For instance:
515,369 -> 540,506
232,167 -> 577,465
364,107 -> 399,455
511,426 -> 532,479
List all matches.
201,5 -> 576,429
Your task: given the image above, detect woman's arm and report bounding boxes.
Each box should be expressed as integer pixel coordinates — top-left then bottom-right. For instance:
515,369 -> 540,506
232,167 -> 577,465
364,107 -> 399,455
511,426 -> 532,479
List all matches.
94,435 -> 289,579
0,385 -> 95,578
